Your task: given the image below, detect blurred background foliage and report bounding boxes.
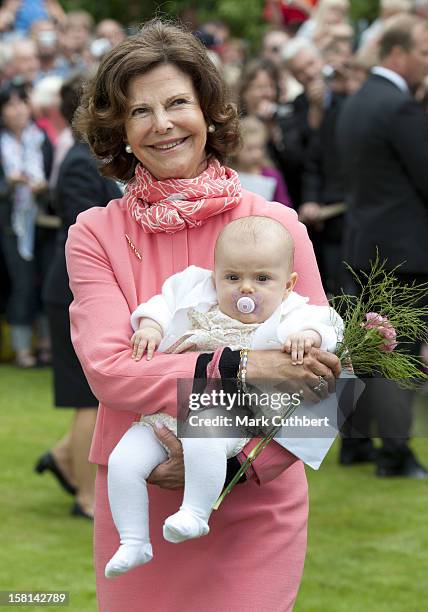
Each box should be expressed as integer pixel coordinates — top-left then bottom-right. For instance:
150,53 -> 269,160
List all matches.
63,0 -> 380,43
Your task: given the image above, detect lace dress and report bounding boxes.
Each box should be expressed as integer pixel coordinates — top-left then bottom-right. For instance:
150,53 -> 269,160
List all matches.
138,306 -> 261,455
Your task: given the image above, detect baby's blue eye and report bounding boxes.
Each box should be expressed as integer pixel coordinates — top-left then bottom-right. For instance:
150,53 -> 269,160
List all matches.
257,275 -> 269,282
226,274 -> 239,281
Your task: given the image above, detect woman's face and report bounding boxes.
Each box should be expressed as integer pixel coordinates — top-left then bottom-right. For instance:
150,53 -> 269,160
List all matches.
124,64 -> 208,180
1,93 -> 31,134
242,70 -> 276,115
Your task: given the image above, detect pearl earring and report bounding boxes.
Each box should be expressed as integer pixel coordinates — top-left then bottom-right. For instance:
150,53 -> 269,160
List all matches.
208,124 -> 215,133
125,144 -> 132,154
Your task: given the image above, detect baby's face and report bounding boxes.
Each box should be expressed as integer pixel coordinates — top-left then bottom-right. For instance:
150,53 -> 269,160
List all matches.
213,238 -> 297,324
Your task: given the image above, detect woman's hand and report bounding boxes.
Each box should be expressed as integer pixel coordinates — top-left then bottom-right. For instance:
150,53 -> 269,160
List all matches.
246,348 -> 341,403
30,181 -> 48,195
255,99 -> 278,122
147,425 -> 184,489
8,173 -> 28,186
145,349 -> 341,486
298,201 -> 322,225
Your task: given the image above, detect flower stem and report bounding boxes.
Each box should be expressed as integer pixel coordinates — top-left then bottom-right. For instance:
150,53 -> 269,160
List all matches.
213,427 -> 280,510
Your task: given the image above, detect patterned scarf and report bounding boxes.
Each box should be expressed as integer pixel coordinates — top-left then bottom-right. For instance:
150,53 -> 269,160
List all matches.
125,157 -> 242,234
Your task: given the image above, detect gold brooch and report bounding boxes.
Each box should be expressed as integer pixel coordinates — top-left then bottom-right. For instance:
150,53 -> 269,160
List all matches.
125,234 -> 142,260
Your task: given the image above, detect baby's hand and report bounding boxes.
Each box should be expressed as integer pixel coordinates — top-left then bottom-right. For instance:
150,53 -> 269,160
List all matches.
282,330 -> 322,365
131,327 -> 162,361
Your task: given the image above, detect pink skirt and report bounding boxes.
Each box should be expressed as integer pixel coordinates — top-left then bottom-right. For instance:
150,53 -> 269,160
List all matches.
94,462 -> 308,612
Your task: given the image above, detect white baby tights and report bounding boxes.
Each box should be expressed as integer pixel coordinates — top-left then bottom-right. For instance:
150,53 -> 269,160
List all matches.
105,420 -> 244,578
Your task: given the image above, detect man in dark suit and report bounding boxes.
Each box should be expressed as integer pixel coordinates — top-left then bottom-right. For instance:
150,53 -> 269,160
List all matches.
279,38 -> 328,208
337,14 -> 428,478
282,37 -> 350,294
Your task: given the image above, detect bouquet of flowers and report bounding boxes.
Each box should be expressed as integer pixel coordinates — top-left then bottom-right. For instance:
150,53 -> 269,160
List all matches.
213,256 -> 428,509
332,256 -> 428,383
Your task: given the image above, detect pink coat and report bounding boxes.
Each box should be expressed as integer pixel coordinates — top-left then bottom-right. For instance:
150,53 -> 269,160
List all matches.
66,190 -> 327,612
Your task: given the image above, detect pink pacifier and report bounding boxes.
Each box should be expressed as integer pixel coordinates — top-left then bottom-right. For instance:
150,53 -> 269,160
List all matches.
236,296 -> 256,314
233,291 -> 262,315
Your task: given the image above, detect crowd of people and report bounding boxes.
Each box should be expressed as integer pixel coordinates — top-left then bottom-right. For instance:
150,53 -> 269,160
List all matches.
0,0 -> 427,518
0,1 -> 126,366
1,0 -> 427,359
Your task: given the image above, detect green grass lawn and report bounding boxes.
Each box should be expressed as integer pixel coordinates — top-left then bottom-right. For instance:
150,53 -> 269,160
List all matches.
0,366 -> 95,611
1,365 -> 427,611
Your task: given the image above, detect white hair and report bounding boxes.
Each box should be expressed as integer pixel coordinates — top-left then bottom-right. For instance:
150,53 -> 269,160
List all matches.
282,37 -> 320,64
31,76 -> 63,110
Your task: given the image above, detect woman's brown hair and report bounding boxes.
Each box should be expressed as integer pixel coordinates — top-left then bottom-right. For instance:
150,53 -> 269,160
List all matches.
237,58 -> 280,116
74,19 -> 241,181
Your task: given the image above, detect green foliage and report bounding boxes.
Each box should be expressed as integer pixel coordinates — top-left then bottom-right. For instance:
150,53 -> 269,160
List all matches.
62,0 -> 380,46
197,0 -> 266,49
62,0 -> 164,23
62,0 -> 267,46
350,0 -> 380,22
62,0 -> 381,23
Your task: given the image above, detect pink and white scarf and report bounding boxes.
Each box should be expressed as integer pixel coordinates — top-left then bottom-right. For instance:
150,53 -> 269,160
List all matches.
125,157 -> 242,234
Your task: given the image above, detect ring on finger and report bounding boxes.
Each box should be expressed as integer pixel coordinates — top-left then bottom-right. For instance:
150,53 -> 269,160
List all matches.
317,375 -> 328,389
313,376 -> 328,394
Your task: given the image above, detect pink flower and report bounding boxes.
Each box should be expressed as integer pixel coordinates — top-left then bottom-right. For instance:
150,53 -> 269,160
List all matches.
362,312 -> 397,352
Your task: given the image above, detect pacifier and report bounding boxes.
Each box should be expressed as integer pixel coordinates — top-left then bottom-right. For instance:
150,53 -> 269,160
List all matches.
233,291 -> 262,315
236,296 -> 256,314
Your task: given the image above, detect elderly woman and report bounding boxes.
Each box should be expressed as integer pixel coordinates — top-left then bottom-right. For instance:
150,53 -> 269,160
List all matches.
67,20 -> 340,612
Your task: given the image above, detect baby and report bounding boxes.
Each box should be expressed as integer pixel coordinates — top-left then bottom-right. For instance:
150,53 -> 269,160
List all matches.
105,216 -> 342,578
